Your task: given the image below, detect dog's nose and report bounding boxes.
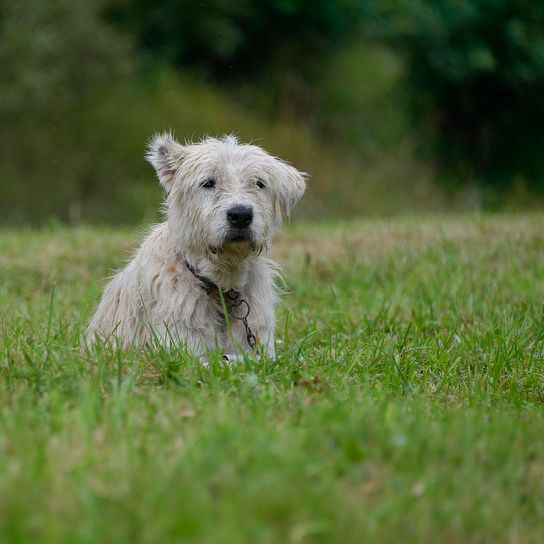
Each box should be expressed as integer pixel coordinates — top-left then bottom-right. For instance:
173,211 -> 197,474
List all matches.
227,205 -> 253,228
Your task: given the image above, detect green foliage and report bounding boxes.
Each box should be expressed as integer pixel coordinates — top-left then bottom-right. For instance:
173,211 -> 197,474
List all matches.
109,0 -> 362,78
0,0 -> 134,224
1,216 -> 544,540
108,0 -> 367,119
374,0 -> 544,190
0,0 -> 132,114
313,40 -> 408,152
0,71 -> 442,225
2,0 -> 544,224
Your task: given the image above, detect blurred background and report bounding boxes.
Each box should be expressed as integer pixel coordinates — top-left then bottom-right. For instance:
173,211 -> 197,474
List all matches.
1,0 -> 544,225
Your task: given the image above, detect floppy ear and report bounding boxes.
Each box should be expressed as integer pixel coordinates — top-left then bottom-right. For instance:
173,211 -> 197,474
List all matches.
275,161 -> 307,220
145,132 -> 186,190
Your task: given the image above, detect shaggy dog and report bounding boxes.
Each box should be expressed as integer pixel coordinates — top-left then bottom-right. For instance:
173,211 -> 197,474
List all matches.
87,133 -> 306,358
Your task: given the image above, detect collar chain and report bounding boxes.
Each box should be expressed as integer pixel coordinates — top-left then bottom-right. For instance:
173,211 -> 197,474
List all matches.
185,261 -> 257,351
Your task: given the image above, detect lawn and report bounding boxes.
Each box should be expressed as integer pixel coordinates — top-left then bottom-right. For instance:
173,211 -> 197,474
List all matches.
1,214 -> 543,543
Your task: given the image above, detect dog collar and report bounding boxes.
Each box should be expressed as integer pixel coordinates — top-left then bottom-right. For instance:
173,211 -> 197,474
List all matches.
185,261 -> 217,295
185,260 -> 257,351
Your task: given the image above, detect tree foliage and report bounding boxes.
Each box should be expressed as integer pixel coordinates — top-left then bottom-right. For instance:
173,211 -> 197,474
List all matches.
109,0 -> 361,78
2,0 -> 544,225
0,0 -> 134,223
111,0 -> 544,190
374,0 -> 544,189
0,0 -> 132,114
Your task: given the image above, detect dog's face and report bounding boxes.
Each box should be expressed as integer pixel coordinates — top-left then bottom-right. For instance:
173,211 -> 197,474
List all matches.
146,134 -> 306,257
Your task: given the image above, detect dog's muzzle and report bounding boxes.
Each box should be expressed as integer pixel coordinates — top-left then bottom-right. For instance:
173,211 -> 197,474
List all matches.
225,228 -> 253,243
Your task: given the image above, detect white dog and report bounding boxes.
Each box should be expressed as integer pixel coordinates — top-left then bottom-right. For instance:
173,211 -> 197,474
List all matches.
87,133 -> 306,358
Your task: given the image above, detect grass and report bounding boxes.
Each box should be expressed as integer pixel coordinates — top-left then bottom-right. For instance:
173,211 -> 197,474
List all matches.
1,214 -> 544,543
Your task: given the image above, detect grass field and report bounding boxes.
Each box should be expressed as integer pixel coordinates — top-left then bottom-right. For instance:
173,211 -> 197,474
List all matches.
1,214 -> 544,543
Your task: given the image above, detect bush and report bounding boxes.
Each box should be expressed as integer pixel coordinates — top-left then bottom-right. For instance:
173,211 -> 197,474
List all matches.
0,70 -> 443,225
373,0 -> 544,191
4,0 -> 485,224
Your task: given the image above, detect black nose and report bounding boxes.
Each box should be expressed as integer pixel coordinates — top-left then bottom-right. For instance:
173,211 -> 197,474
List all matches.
227,205 -> 253,228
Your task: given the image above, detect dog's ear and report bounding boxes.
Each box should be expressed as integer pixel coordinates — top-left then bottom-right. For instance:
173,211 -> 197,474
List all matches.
145,132 -> 186,190
274,161 -> 307,220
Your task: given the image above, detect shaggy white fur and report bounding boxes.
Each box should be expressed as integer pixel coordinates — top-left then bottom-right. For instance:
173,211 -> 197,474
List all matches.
87,133 -> 306,358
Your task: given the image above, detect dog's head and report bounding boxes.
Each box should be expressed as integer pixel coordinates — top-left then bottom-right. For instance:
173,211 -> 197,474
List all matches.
146,133 -> 306,257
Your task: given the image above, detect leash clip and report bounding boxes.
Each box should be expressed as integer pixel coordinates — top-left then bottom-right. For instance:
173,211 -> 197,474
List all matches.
226,290 -> 257,351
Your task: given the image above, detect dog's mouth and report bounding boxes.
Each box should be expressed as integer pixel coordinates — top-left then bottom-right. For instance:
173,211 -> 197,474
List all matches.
209,229 -> 261,256
225,228 -> 253,244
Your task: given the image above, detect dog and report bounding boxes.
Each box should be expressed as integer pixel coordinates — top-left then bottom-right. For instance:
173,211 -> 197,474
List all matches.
87,133 -> 306,358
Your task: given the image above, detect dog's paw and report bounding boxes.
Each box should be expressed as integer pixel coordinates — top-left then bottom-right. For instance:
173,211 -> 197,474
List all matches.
223,353 -> 246,365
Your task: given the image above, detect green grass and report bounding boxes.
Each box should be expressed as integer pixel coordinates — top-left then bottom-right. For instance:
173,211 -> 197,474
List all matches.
1,214 -> 544,543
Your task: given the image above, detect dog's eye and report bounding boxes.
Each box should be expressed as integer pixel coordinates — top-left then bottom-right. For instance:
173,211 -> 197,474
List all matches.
256,179 -> 266,189
201,178 -> 216,189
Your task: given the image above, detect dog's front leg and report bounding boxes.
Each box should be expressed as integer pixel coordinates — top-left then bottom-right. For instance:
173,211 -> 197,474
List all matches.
256,327 -> 276,359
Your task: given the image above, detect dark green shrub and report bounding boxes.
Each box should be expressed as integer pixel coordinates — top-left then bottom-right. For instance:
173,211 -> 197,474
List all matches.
373,0 -> 544,191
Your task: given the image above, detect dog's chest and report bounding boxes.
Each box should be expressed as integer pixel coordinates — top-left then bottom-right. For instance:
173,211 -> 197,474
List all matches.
192,292 -> 253,352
